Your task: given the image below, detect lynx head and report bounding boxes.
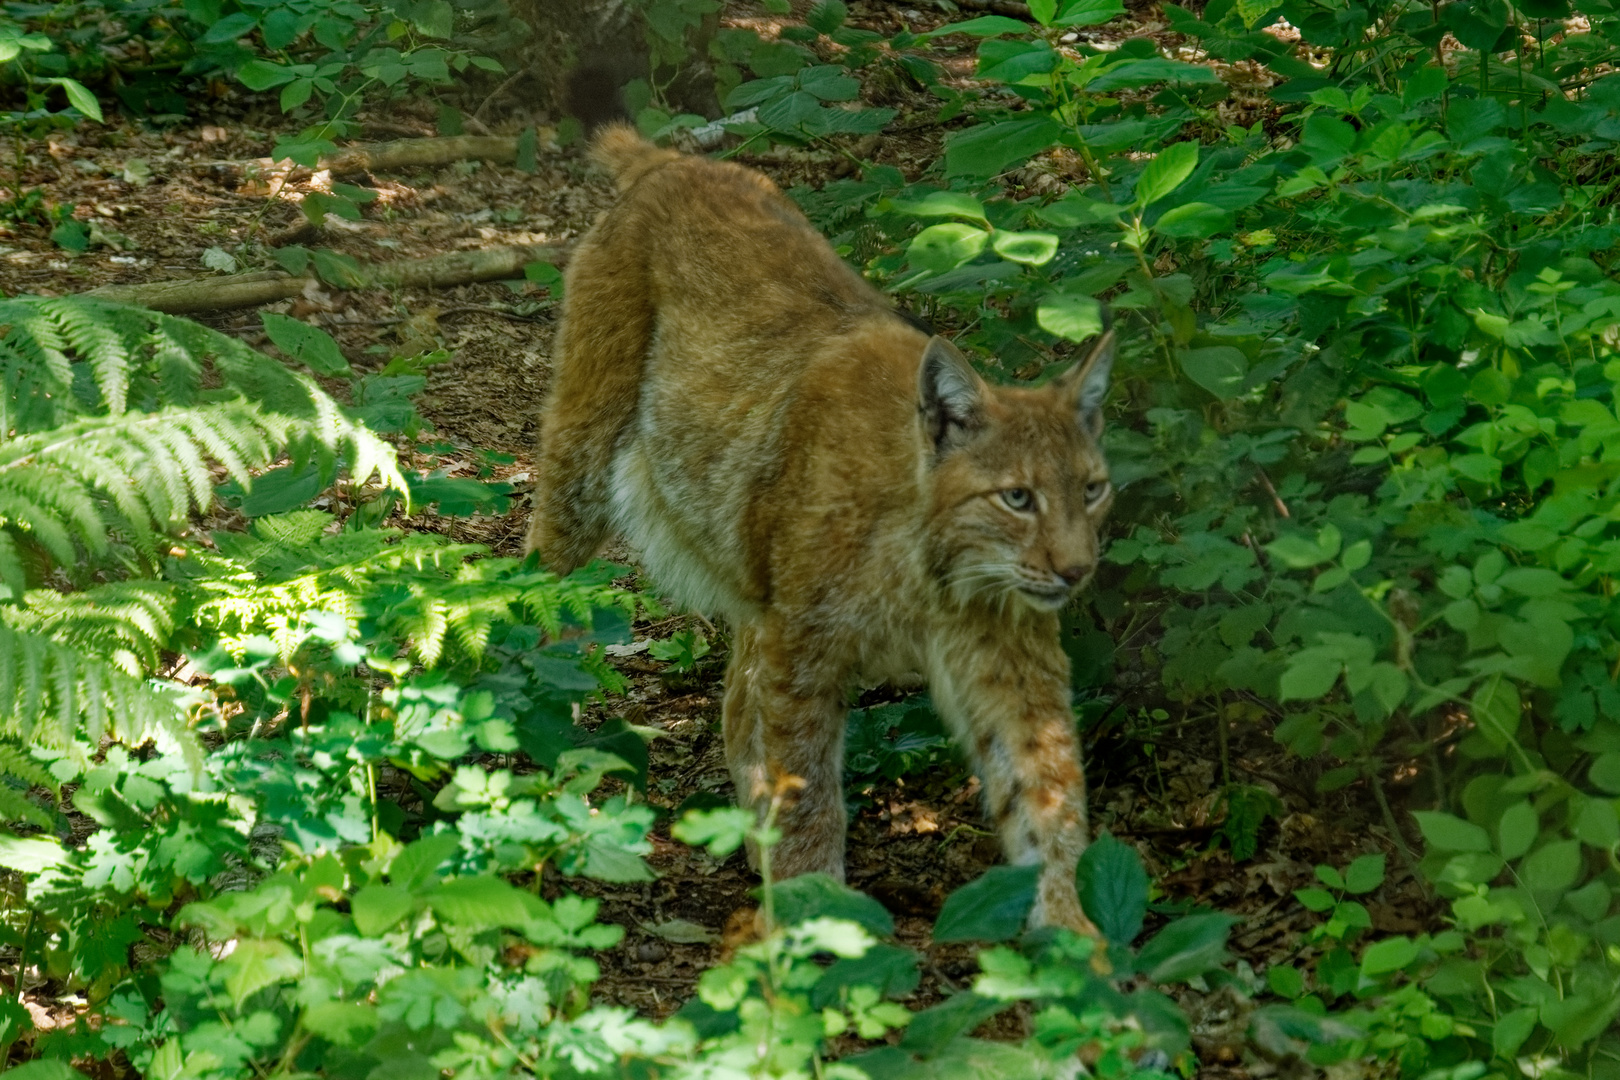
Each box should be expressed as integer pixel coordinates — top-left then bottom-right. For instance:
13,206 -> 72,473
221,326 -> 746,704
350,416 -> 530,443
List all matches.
918,329 -> 1115,612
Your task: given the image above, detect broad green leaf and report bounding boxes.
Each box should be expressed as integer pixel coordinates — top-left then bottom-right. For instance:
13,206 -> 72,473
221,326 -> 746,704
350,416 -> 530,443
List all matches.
1343,854 -> 1385,895
1054,0 -> 1126,24
262,313 -> 351,376
1472,675 -> 1521,750
1520,839 -> 1582,895
933,864 -> 1039,942
1037,294 -> 1105,342
1077,832 -> 1149,947
0,835 -> 67,874
886,191 -> 988,224
1496,801 -> 1538,861
672,806 -> 755,857
770,873 -> 894,936
1293,887 -> 1336,912
1135,913 -> 1237,983
1179,346 -> 1247,399
944,116 -> 1066,179
919,15 -> 1031,37
1359,936 -> 1418,976
1134,141 -> 1199,208
220,938 -> 302,1007
1267,965 -> 1305,999
907,223 -> 989,274
1154,202 -> 1231,239
1589,753 -> 1620,795
991,230 -> 1059,266
351,882 -> 416,937
51,78 -> 103,122
1412,811 -> 1491,852
1493,1007 -> 1538,1058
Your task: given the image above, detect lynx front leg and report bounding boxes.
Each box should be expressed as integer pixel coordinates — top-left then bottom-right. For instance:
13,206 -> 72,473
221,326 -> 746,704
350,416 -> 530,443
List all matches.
929,634 -> 1099,940
722,620 -> 847,880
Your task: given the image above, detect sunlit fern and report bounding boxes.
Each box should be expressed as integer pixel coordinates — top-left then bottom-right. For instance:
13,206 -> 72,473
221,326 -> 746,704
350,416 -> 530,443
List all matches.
0,297 -> 409,797
189,521 -> 644,678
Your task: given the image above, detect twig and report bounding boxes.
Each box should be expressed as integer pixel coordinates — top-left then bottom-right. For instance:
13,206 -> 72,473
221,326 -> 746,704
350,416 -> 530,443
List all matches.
1256,467 -> 1290,518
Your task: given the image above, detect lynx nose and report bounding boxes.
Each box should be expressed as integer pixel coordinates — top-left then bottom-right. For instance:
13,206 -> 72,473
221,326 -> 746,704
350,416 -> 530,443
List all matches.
1056,563 -> 1091,586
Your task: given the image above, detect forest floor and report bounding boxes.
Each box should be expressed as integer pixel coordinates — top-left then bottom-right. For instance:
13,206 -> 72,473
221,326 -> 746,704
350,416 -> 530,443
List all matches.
0,0 -> 1439,1072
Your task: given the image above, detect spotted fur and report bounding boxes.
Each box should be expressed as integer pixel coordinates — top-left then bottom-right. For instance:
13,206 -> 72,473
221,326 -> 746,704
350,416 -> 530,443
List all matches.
526,124 -> 1115,936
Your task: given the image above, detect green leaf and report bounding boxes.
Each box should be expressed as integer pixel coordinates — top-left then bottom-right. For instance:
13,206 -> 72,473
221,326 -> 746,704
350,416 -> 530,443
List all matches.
885,191 -> 988,224
1135,913 -> 1237,983
237,60 -> 298,91
302,1001 -> 379,1047
2,1063 -> 83,1080
1028,0 -> 1057,22
933,864 -> 1039,942
1343,854 -> 1385,895
1153,202 -> 1231,239
1134,141 -> 1199,208
1055,0 -> 1127,24
672,806 -> 755,857
389,832 -> 461,890
1589,752 -> 1620,794
1496,801 -> 1538,861
1412,811 -> 1491,852
1267,965 -> 1305,999
770,873 -> 894,936
991,230 -> 1059,266
1037,294 -> 1105,342
811,945 -> 920,1009
427,875 -> 534,931
50,78 -> 103,122
220,938 -> 302,1007
261,313 -> 351,376
351,883 -> 415,936
919,15 -> 1032,37
907,223 -> 988,274
0,835 -> 67,874
1293,887 -> 1335,912
1520,840 -> 1582,895
943,116 -> 1066,179
1077,832 -> 1149,947
1472,675 -> 1521,750
1359,936 -> 1418,976
1493,1007 -> 1538,1058
1179,346 -> 1247,399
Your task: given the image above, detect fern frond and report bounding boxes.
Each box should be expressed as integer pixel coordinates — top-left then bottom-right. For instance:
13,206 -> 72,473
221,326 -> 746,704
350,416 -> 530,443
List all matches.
0,622 -> 194,753
0,741 -> 54,793
0,781 -> 53,830
6,581 -> 178,675
0,297 -> 350,436
0,394 -> 405,562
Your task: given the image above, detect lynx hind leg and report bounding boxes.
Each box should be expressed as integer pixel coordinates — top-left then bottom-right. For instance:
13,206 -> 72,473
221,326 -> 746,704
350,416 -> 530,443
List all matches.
721,621 -> 848,881
524,224 -> 652,576
930,638 -> 1100,940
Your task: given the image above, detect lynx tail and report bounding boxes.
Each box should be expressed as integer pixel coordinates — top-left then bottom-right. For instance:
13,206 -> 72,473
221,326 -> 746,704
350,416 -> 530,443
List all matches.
590,123 -> 681,193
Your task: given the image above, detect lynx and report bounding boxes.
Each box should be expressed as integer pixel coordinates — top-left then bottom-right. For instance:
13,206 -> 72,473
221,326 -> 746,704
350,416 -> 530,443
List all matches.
525,124 -> 1115,937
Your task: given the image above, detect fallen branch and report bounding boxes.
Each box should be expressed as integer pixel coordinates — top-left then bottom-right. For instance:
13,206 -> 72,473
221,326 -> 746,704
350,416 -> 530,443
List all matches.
191,134 -> 526,181
84,243 -> 569,314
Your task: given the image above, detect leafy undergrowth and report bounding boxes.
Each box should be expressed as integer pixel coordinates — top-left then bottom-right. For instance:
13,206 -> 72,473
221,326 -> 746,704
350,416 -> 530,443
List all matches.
2,0 -> 1620,1076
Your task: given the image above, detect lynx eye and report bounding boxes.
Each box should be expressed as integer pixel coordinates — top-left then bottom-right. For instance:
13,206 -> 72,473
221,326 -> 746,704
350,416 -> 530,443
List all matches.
1001,487 -> 1036,512
1085,480 -> 1111,506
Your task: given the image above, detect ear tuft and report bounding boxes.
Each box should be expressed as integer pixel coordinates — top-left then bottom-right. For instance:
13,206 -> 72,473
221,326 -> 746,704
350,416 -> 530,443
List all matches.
918,336 -> 986,453
1062,327 -> 1115,439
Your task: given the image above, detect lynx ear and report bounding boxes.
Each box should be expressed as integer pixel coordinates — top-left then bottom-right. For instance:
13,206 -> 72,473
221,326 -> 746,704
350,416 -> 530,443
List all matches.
918,336 -> 986,453
1058,327 -> 1115,439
